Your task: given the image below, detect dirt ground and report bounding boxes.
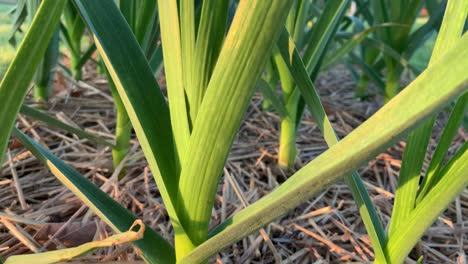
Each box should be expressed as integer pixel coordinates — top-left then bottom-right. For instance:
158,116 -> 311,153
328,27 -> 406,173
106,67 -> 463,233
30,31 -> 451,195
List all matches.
0,64 -> 466,263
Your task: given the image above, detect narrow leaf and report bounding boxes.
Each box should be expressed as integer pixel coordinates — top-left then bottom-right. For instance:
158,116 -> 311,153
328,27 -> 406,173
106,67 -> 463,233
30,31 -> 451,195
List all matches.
417,92 -> 468,202
12,128 -> 175,264
323,23 -> 402,69
257,79 -> 288,118
350,52 -> 385,89
191,0 -> 229,121
75,43 -> 97,72
134,1 -> 158,45
157,0 -> 191,162
20,105 -> 114,148
302,0 -> 349,75
0,0 -> 66,166
381,142 -> 468,264
388,120 -> 433,235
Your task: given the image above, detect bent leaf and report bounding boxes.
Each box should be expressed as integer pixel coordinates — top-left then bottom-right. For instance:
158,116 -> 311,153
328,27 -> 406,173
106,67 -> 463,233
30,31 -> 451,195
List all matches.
5,220 -> 145,264
12,128 -> 175,264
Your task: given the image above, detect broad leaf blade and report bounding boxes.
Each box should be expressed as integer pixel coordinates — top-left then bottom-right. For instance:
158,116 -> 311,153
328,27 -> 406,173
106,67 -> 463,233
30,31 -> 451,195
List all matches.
73,0 -> 178,217
176,0 -> 294,247
179,0 -> 196,113
73,1 -> 196,259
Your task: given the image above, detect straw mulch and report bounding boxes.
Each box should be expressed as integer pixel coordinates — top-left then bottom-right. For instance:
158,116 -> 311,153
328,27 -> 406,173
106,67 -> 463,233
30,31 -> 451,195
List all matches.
0,64 -> 466,264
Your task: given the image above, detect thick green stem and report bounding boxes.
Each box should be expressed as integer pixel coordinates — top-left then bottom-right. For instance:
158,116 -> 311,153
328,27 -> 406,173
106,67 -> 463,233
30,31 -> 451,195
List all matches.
104,67 -> 131,178
384,63 -> 400,103
357,45 -> 379,99
70,52 -> 82,80
273,37 -> 299,170
33,84 -> 49,103
262,58 -> 279,111
96,55 -> 105,74
356,74 -> 369,99
112,100 -> 131,178
278,116 -> 298,170
33,26 -> 60,103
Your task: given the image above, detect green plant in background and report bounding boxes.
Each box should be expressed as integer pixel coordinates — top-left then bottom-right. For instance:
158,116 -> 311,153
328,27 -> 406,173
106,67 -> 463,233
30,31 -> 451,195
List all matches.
64,0 -> 164,173
118,0 -> 163,74
262,0 -> 348,170
60,0 -> 90,80
260,1 -> 388,261
7,0 -> 95,101
379,1 -> 468,262
0,3 -> 17,77
0,0 -> 65,165
0,1 -> 466,264
264,0 -> 389,170
9,0 -> 59,103
108,0 -> 163,176
264,0 -> 390,170
7,0 -> 162,174
351,0 -> 446,101
32,28 -> 59,103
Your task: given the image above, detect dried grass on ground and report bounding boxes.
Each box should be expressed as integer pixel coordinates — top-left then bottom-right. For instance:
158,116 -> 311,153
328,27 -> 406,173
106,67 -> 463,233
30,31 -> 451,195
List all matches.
0,64 -> 466,263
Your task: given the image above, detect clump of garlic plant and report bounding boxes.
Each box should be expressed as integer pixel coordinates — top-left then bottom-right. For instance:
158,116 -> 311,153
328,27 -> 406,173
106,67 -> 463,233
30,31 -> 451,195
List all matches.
61,1 -> 90,81
262,0 -> 348,170
0,0 -> 466,263
351,0 -> 446,101
265,0 -> 391,170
